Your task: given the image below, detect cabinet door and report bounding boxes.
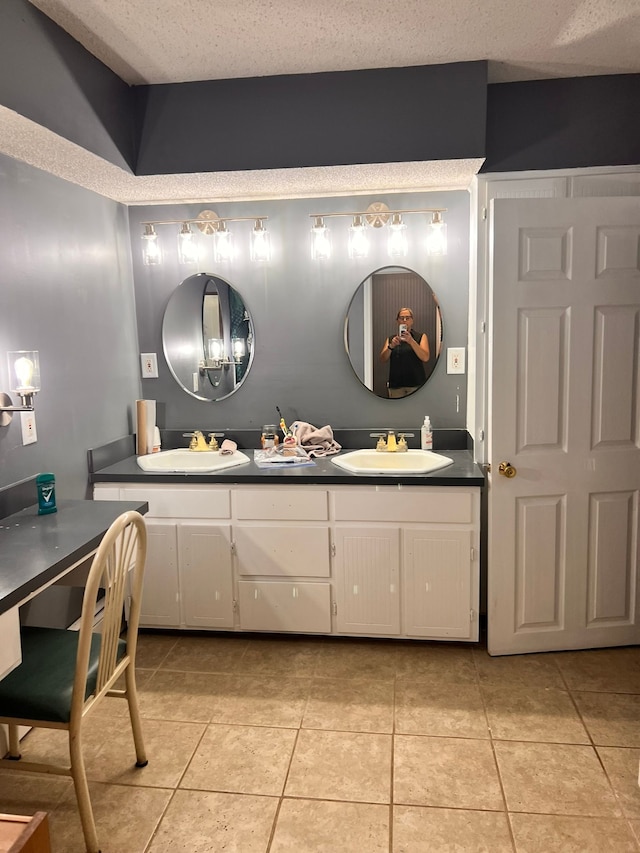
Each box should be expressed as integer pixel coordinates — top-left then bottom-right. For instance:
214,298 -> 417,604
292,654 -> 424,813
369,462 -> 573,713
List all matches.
141,520 -> 180,627
238,581 -> 331,633
402,528 -> 476,640
178,522 -> 234,628
334,527 -> 400,635
235,525 -> 330,577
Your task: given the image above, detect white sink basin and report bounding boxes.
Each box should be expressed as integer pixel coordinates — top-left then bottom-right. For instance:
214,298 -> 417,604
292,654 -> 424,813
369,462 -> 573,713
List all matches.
331,449 -> 454,475
136,448 -> 251,473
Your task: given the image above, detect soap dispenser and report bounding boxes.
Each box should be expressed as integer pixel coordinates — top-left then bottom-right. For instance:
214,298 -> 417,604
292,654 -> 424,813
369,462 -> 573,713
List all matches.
421,417 -> 433,451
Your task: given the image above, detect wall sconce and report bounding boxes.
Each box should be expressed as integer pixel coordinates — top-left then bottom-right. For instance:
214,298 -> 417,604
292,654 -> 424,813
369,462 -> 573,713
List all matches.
309,202 -> 447,260
0,350 -> 40,427
200,338 -> 246,372
141,210 -> 269,266
310,216 -> 332,261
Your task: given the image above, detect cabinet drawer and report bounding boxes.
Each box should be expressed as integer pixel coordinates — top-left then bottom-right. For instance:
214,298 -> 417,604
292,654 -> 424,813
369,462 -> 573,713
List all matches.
234,489 -> 328,520
238,581 -> 331,633
333,488 -> 475,524
0,607 -> 21,680
119,487 -> 230,519
235,525 -> 330,577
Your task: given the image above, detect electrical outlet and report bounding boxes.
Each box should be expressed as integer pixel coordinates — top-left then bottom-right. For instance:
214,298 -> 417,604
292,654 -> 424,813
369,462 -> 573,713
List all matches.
447,347 -> 466,374
20,410 -> 37,445
140,353 -> 158,378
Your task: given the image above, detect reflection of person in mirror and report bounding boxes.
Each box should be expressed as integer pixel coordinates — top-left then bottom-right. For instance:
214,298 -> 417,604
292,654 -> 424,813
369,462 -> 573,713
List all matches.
380,308 -> 430,398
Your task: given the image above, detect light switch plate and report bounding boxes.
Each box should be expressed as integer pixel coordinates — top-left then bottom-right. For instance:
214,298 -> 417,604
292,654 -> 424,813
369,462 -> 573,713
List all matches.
447,347 -> 466,374
140,353 -> 158,378
20,410 -> 37,445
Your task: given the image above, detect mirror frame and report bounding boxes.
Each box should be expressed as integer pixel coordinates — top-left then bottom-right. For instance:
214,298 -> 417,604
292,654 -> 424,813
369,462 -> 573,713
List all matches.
162,272 -> 255,402
343,265 -> 443,399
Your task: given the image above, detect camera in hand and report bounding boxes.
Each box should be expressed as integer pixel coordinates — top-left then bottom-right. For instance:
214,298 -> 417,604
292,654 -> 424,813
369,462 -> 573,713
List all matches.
399,324 -> 407,335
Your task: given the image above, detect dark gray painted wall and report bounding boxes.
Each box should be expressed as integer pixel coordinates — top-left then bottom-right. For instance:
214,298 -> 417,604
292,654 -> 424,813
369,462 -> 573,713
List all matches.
134,62 -> 488,174
129,191 -> 469,433
483,75 -> 640,172
0,0 -> 136,170
0,154 -> 140,497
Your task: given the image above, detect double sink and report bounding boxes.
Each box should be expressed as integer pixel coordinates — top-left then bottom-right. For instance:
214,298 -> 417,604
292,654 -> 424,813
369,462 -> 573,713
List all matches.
137,447 -> 454,474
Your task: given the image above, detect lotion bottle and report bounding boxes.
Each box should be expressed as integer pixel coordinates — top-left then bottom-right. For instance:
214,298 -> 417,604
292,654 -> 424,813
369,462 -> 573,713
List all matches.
421,416 -> 433,451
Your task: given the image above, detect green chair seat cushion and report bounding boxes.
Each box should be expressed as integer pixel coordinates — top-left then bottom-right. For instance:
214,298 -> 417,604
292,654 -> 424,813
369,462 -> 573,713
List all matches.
0,626 -> 126,724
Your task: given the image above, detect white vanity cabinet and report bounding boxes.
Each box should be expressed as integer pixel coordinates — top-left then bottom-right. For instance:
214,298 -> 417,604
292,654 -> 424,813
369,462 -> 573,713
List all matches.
94,481 -> 480,641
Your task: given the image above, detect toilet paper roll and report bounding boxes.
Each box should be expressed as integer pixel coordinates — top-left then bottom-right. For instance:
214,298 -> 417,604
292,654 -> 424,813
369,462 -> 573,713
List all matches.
136,399 -> 156,455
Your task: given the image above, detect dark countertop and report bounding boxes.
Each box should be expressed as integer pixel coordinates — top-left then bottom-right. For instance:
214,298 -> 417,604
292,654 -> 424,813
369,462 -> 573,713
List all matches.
0,499 -> 148,615
90,450 -> 485,488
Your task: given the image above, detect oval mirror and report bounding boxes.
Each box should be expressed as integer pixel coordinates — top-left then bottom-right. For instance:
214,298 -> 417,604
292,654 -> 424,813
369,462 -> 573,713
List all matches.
344,266 -> 443,398
162,272 -> 254,401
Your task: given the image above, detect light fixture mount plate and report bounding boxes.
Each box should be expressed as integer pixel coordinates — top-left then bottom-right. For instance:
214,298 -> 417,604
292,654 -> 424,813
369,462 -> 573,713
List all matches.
195,210 -> 220,235
365,202 -> 391,228
0,392 -> 14,427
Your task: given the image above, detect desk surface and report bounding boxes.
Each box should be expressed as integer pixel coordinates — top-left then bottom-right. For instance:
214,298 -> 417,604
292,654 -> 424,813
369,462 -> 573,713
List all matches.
0,499 -> 148,615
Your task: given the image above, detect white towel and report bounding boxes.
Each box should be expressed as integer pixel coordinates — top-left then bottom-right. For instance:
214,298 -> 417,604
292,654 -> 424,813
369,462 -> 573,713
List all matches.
290,421 -> 341,457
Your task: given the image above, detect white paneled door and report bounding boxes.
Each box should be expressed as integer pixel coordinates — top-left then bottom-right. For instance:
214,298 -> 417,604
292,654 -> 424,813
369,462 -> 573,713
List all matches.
488,197 -> 640,655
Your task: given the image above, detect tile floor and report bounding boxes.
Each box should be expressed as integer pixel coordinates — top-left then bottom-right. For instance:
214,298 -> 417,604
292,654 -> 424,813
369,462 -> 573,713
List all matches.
1,631 -> 639,852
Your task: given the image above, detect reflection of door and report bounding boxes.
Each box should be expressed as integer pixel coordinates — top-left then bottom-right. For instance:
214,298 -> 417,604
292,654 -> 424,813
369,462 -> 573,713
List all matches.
371,272 -> 437,397
488,197 -> 640,655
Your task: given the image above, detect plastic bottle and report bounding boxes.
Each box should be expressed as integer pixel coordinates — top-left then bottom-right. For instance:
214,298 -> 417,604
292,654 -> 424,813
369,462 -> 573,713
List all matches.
36,472 -> 57,515
421,417 -> 433,451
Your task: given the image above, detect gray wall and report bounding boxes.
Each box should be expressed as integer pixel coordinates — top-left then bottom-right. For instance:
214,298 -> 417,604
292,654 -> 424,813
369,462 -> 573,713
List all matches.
0,154 -> 140,497
130,190 -> 470,433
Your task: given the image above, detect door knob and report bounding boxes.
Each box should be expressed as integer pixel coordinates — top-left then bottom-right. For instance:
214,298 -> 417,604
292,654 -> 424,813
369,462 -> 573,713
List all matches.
498,461 -> 517,478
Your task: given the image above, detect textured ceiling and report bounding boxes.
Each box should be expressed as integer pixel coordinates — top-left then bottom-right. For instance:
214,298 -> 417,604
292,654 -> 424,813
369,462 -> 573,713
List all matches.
6,1 -> 640,204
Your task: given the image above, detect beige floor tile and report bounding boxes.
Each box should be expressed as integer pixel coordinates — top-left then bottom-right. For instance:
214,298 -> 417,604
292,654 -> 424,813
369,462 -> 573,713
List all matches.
482,685 -> 589,743
137,669 -> 221,722
394,735 -> 504,810
49,781 -> 172,853
207,673 -> 312,727
553,647 -> 640,694
180,723 -> 297,795
303,677 -> 394,733
495,741 -> 621,817
135,631 -> 179,670
146,789 -> 278,853
89,668 -> 154,719
271,798 -> 390,852
393,805 -> 514,852
509,813 -> 638,852
631,820 -> 640,845
395,680 -> 489,739
597,746 -> 640,819
573,691 -> 640,747
159,633 -> 250,672
314,639 -> 398,680
473,648 -> 564,688
285,729 -> 392,803
238,636 -> 323,676
0,769 -> 71,814
395,642 -> 477,684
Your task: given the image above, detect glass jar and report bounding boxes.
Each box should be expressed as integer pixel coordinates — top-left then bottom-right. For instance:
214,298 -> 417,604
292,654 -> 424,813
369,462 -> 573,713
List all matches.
261,425 -> 279,449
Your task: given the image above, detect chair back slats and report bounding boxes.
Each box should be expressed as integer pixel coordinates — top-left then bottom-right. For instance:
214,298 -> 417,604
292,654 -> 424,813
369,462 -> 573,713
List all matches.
70,511 -> 147,719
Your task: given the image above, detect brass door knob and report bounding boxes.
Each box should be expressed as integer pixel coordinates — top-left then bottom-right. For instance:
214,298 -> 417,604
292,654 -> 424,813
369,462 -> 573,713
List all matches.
498,461 -> 517,478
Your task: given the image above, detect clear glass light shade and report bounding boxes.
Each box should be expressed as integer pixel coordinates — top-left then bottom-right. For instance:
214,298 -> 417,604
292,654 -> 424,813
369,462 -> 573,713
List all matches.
387,214 -> 408,257
214,224 -> 234,262
250,221 -> 271,262
311,217 -> 331,261
348,215 -> 369,259
7,350 -> 40,402
142,224 -> 161,265
426,214 -> 447,256
178,223 -> 200,265
207,338 -> 224,361
232,337 -> 246,359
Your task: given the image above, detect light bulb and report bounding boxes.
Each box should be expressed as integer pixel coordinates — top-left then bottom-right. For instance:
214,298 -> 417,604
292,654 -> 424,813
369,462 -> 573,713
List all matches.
142,224 -> 161,265
348,215 -> 369,259
214,222 -> 234,262
14,356 -> 34,390
388,213 -> 408,257
311,217 -> 331,261
208,338 -> 224,361
178,223 -> 200,264
250,220 -> 271,262
426,212 -> 447,256
232,337 -> 246,359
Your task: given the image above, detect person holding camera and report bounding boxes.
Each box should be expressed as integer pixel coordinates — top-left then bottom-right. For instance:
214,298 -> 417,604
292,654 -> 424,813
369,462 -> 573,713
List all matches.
380,308 -> 430,398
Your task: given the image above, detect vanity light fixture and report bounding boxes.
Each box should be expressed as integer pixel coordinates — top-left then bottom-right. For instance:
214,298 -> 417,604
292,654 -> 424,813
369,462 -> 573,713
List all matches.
426,210 -> 447,256
309,202 -> 447,259
140,209 -> 269,266
310,216 -> 331,261
0,350 -> 40,427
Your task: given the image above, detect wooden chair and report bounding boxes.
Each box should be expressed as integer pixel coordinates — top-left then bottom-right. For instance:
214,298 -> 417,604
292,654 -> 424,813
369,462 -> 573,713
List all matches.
0,510 -> 148,853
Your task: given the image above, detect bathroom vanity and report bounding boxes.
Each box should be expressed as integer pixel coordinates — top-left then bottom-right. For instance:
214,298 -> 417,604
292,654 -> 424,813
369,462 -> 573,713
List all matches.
91,439 -> 484,643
